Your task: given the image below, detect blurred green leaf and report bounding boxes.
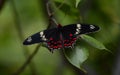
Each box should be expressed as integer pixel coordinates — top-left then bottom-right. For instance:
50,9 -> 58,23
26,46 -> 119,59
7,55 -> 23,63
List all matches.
64,46 -> 89,72
0,0 -> 6,11
54,2 -> 70,13
54,1 -> 79,15
81,35 -> 111,52
76,0 -> 81,7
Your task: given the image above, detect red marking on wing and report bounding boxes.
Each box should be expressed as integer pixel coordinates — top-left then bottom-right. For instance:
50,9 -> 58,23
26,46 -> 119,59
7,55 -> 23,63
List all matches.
47,40 -> 63,49
63,34 -> 77,47
50,37 -> 53,40
47,33 -> 77,49
69,33 -> 73,36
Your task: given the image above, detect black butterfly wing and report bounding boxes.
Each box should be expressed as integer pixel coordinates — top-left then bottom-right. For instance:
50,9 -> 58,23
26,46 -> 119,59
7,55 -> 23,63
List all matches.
62,24 -> 100,35
61,24 -> 77,48
23,28 -> 63,50
44,28 -> 63,50
77,24 -> 100,35
23,28 -> 54,45
61,24 -> 100,47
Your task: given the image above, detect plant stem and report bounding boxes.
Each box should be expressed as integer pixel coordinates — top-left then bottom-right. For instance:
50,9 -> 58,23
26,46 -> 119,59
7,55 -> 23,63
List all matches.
13,45 -> 41,75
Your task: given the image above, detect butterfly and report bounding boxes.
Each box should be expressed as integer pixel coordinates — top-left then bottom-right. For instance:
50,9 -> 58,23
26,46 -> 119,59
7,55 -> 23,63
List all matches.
23,24 -> 100,52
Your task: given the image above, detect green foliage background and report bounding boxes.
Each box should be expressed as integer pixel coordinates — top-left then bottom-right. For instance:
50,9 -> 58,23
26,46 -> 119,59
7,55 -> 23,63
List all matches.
0,0 -> 120,75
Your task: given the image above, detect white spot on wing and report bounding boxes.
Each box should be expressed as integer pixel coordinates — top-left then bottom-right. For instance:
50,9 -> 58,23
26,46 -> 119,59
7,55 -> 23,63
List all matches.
43,38 -> 47,41
77,24 -> 81,28
42,35 -> 45,38
76,29 -> 79,32
40,32 -> 47,41
27,37 -> 32,42
40,31 -> 44,37
42,35 -> 47,41
90,25 -> 95,29
76,32 -> 79,34
75,24 -> 81,34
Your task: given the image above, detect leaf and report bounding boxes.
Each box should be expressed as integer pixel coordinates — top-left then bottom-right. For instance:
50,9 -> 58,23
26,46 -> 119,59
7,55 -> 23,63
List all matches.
81,35 -> 111,53
76,0 -> 81,8
64,46 -> 89,72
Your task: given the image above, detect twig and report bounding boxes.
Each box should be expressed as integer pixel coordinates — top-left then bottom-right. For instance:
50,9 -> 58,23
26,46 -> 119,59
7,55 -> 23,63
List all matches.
13,45 -> 41,75
46,1 -> 58,26
46,0 -> 67,27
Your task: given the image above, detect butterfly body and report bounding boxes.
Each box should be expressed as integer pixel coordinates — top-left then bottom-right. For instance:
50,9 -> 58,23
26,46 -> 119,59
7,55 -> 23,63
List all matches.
23,24 -> 100,52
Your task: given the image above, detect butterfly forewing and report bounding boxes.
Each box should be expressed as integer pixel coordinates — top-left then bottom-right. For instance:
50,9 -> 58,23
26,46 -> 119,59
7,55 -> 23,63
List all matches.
78,24 -> 100,34
23,28 -> 55,45
23,32 -> 44,45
